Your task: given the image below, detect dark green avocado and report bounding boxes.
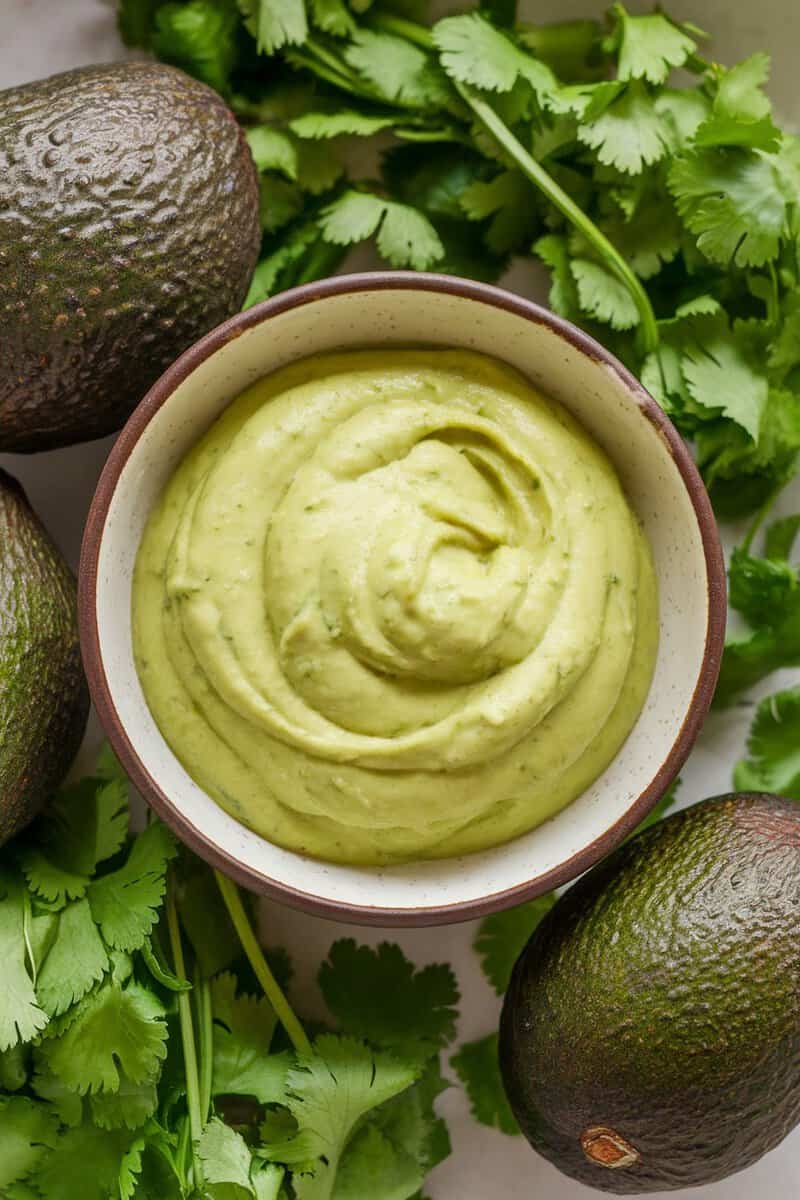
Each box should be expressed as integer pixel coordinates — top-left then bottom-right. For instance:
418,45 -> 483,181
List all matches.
0,471 -> 89,843
0,62 -> 260,451
500,793 -> 800,1193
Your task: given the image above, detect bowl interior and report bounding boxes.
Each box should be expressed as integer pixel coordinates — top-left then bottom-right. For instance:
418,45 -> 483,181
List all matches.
91,281 -> 716,921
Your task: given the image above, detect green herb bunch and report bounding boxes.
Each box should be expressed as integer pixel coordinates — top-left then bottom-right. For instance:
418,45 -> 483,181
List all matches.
0,749 -> 459,1200
119,0 -> 800,705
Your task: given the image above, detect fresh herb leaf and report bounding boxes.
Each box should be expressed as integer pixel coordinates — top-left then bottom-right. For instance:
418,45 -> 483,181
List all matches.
333,1124 -> 424,1199
198,1117 -> 257,1197
43,981 -> 168,1094
0,1095 -> 60,1188
474,896 -> 556,996
451,1035 -> 519,1136
0,872 -> 48,1051
211,972 -> 290,1102
765,514 -> 800,560
669,146 -> 789,268
291,110 -> 400,138
262,1035 -> 418,1171
734,685 -> 800,799
87,821 -> 177,953
36,897 -> 108,1017
152,0 -> 240,94
319,941 -> 459,1060
89,1073 -> 159,1130
433,14 -> 556,100
610,5 -> 697,86
239,0 -> 308,55
319,191 -> 444,269
694,54 -> 781,151
578,82 -> 673,174
571,258 -> 640,329
36,1125 -> 135,1200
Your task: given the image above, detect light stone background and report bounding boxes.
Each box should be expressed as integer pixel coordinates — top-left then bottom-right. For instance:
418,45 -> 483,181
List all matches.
2,2 -> 799,1196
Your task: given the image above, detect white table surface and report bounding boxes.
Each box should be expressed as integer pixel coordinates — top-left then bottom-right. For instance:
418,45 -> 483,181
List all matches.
3,3 -> 799,1197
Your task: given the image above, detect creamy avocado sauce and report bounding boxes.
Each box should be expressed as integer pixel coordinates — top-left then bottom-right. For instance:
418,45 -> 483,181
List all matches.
132,350 -> 658,864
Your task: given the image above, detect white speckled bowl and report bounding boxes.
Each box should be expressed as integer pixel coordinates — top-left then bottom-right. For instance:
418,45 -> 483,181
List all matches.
79,273 -> 725,926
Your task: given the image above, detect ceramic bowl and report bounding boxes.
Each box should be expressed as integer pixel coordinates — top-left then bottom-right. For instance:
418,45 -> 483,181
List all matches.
79,272 -> 725,926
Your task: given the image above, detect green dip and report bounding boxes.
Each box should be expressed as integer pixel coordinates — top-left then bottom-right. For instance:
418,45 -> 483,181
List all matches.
133,350 -> 658,864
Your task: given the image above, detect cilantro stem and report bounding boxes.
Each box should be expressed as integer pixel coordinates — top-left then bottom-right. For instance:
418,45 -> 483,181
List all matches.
166,878 -> 204,1160
742,488 -> 781,553
372,11 -> 660,353
456,83 -> 660,352
196,972 -> 214,1125
22,889 -> 36,986
214,870 -> 312,1056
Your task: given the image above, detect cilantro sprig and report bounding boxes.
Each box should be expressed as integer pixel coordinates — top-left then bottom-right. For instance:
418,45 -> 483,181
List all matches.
0,755 -> 459,1199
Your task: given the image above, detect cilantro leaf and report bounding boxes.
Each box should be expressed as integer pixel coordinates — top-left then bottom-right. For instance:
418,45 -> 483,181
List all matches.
89,1073 -> 159,1130
20,776 -> 128,907
333,1124 -> 424,1200
370,1058 -> 451,1175
31,1056 -> 84,1126
681,325 -> 768,441
433,14 -> 556,100
570,258 -> 640,330
578,82 -> 673,174
344,30 -> 451,110
36,898 -> 108,1017
451,1035 -> 519,1136
734,686 -> 800,799
715,537 -> 800,705
36,1125 -> 134,1200
694,54 -> 781,151
461,169 -> 539,253
239,0 -> 307,55
198,1118 -> 257,1198
0,872 -> 48,1051
43,980 -> 168,1094
152,0 -> 240,95
262,1035 -> 418,1170
0,1096 -> 59,1189
474,895 -> 556,995
534,234 -> 579,318
319,941 -> 459,1060
87,821 -> 177,953
309,0 -> 354,37
0,1043 -> 28,1092
669,146 -> 789,268
247,127 -> 298,179
611,5 -> 697,86
697,390 -> 800,518
119,1126 -> 184,1200
211,972 -> 290,1103
319,191 -> 444,269
765,514 -> 800,560
291,111 -> 400,139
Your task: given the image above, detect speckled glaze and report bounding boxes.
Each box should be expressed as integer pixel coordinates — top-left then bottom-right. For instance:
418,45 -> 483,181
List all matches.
500,794 -> 800,1193
0,470 -> 88,843
0,62 -> 260,451
80,274 -> 726,925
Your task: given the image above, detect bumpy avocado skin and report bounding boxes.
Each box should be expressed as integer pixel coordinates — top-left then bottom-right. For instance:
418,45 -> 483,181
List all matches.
500,794 -> 800,1193
0,62 -> 260,451
0,471 -> 89,843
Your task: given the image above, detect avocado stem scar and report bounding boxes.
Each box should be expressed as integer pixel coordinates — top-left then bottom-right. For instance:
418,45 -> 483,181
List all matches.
581,1126 -> 641,1169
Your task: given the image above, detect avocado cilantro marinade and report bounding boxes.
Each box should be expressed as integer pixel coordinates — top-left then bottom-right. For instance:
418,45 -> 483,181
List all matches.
133,350 -> 657,864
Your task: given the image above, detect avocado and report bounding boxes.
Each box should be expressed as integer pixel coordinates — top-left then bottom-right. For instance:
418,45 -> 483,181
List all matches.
0,471 -> 88,843
0,62 -> 260,452
500,793 -> 800,1193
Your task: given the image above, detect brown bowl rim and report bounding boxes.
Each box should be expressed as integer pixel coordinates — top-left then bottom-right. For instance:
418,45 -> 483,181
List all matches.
79,271 -> 726,927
